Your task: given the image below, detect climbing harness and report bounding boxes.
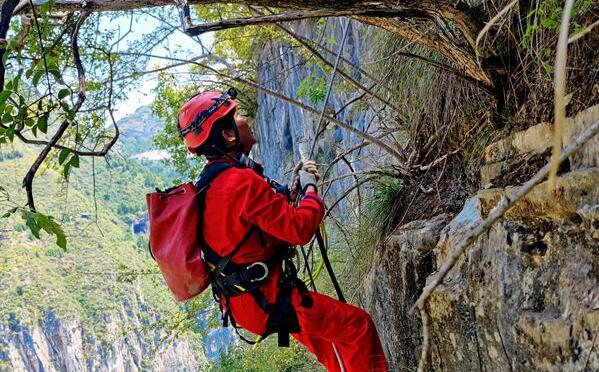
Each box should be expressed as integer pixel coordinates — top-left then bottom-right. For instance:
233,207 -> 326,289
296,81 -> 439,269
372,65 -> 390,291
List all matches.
197,162 -> 313,347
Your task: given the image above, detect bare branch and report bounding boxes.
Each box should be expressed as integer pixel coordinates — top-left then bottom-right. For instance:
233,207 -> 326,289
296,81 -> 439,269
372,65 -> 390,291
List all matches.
183,9 -> 398,35
119,51 -> 408,165
417,305 -> 431,372
548,0 -> 574,189
274,21 -> 404,114
324,175 -> 378,220
568,19 -> 599,44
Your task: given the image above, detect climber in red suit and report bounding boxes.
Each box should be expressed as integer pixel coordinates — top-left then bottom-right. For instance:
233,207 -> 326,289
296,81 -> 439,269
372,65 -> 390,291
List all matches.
177,89 -> 388,372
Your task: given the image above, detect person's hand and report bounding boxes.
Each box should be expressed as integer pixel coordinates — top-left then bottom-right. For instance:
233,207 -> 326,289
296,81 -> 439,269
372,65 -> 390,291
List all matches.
298,159 -> 320,194
302,160 -> 321,180
298,170 -> 318,193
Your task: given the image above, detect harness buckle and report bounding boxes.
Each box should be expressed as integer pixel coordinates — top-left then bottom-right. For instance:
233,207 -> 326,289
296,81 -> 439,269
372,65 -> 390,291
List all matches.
247,262 -> 269,283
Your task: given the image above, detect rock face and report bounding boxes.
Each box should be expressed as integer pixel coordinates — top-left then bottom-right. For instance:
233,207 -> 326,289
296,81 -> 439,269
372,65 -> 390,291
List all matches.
364,106 -> 599,371
363,214 -> 450,370
0,303 -> 202,372
253,18 -> 387,206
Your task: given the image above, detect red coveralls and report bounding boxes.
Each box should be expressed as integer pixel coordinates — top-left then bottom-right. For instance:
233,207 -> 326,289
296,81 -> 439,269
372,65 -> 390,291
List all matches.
203,164 -> 388,372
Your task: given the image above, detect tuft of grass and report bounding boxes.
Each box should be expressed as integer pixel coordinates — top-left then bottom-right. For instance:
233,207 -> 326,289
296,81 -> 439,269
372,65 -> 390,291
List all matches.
367,177 -> 404,237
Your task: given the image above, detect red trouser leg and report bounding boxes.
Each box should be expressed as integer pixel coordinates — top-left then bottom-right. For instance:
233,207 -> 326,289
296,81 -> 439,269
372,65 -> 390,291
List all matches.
291,290 -> 389,372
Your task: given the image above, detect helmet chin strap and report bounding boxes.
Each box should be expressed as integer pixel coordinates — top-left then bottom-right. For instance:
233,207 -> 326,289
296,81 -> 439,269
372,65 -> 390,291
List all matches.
209,145 -> 264,176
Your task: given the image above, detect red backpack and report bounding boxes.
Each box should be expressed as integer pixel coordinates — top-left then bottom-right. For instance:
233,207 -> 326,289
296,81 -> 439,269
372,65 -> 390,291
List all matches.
146,163 -> 232,301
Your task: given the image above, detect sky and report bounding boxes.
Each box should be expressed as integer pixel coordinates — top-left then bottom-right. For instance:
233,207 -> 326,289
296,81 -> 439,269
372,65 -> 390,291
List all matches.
99,10 -> 213,121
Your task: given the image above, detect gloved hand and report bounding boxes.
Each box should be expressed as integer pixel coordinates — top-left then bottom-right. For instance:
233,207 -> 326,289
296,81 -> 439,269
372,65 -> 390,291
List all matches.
302,160 -> 321,180
298,160 -> 320,193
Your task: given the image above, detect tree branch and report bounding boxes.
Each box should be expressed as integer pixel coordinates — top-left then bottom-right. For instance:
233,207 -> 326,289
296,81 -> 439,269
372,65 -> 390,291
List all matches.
119,51 -> 408,165
0,0 -> 20,90
22,12 -> 89,211
183,8 -> 399,35
273,21 -> 404,114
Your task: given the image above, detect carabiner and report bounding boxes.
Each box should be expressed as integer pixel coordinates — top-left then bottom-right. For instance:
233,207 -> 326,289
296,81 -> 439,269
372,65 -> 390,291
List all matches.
247,262 -> 269,283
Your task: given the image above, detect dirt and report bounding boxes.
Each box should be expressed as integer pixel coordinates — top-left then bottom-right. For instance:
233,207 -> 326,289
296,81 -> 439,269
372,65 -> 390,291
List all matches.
393,158 -> 468,227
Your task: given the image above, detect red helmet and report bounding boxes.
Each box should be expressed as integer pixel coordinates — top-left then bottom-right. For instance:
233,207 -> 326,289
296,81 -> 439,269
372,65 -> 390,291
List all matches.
178,88 -> 239,153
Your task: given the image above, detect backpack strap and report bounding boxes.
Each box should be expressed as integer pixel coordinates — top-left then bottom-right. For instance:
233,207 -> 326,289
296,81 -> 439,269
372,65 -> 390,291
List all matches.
196,162 -> 306,347
195,162 -> 234,192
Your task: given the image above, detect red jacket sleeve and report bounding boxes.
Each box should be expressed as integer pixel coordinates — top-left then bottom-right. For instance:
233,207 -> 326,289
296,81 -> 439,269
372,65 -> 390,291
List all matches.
238,169 -> 325,246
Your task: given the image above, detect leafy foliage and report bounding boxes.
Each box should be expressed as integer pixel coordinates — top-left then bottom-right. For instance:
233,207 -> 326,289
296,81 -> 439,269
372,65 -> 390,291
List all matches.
211,337 -> 323,372
151,73 -> 205,180
296,72 -> 328,105
520,0 -> 594,75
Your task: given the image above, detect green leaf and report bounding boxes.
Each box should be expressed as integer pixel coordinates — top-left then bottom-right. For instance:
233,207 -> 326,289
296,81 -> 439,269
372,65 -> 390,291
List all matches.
55,230 -> 67,250
21,211 -> 67,250
49,69 -> 62,82
24,212 -> 41,239
58,88 -> 70,100
2,112 -> 12,123
32,69 -> 44,87
12,76 -> 19,91
59,101 -> 71,115
63,162 -> 71,178
37,113 -> 48,134
69,154 -> 80,168
1,207 -> 18,219
6,126 -> 14,142
36,213 -> 53,234
0,90 -> 11,109
58,148 -> 70,164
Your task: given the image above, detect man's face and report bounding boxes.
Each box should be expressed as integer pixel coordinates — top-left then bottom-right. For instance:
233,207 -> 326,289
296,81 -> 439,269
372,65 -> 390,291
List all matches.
234,111 -> 256,155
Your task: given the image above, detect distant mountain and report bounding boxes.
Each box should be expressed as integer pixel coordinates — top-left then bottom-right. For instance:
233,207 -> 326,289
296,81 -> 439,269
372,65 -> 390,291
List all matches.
117,106 -> 166,157
119,106 -> 162,138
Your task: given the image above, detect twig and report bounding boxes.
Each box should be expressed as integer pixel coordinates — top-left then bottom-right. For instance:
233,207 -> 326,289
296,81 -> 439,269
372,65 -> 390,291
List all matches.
324,176 -> 378,219
28,0 -> 53,95
496,319 -> 514,372
548,0 -> 574,190
322,141 -> 371,181
568,19 -> 599,44
417,304 -> 431,372
21,12 -> 88,211
412,148 -> 461,171
275,21 -> 403,114
584,326 -> 598,371
309,18 -> 351,159
413,119 -> 599,370
183,9 -> 399,35
119,52 -> 407,165
475,0 -> 518,64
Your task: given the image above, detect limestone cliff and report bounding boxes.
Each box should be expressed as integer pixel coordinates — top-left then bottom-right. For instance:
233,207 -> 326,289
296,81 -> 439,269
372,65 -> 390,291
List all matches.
0,304 -> 202,372
363,106 -> 599,371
